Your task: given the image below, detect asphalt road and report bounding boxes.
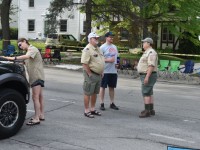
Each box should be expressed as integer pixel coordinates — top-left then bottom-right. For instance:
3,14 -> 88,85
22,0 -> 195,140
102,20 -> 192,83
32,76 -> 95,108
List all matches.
1,68 -> 200,150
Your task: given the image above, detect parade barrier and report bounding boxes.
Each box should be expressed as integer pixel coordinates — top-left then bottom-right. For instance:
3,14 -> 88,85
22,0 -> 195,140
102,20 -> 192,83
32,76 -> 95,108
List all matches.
159,52 -> 200,58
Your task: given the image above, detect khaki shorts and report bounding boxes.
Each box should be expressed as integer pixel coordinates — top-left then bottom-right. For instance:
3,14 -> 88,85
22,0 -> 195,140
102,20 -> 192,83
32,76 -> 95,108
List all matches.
83,70 -> 102,96
140,72 -> 157,96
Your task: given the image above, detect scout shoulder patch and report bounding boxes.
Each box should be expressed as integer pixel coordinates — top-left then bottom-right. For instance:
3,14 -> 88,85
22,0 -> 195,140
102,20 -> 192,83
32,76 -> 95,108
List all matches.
83,48 -> 89,52
149,54 -> 157,61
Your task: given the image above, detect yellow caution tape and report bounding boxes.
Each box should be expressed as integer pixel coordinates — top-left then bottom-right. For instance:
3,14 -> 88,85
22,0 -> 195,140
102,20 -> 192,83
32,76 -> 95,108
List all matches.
159,53 -> 200,57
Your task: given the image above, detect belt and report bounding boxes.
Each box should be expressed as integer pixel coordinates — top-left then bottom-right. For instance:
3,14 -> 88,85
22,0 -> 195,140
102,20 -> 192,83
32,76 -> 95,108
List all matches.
139,72 -> 157,75
91,70 -> 100,76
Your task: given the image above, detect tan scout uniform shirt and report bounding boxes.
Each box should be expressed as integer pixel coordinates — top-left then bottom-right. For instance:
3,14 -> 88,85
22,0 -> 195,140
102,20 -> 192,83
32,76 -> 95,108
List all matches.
81,43 -> 105,74
25,45 -> 45,85
137,48 -> 158,73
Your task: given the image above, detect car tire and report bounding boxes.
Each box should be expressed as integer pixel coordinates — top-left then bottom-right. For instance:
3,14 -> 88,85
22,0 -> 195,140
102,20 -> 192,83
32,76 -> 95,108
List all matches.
0,89 -> 26,139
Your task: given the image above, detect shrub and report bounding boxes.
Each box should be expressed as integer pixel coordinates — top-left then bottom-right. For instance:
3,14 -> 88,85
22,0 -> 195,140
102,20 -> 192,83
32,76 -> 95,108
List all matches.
178,32 -> 200,54
0,28 -> 18,40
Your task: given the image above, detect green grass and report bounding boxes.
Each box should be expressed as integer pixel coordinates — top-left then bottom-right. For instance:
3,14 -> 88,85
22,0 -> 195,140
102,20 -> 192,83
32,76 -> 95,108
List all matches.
0,40 -> 46,52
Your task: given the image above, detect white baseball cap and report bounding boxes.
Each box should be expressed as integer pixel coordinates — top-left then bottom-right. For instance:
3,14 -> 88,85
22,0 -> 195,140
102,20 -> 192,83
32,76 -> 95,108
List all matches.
88,32 -> 99,42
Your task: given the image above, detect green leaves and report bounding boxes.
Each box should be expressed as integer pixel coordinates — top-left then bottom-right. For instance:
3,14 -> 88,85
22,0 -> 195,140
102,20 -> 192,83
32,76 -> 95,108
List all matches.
46,0 -> 200,47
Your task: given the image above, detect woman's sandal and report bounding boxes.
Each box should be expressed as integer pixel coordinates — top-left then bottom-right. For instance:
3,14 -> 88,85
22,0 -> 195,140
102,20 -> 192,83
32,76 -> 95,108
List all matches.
26,119 -> 40,126
91,110 -> 101,116
39,118 -> 45,121
84,112 -> 94,118
39,115 -> 45,121
31,117 -> 45,121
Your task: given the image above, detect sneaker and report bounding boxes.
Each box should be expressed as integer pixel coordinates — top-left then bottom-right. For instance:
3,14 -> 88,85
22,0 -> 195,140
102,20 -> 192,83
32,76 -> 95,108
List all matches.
139,110 -> 150,118
110,103 -> 119,110
150,110 -> 155,116
100,103 -> 105,111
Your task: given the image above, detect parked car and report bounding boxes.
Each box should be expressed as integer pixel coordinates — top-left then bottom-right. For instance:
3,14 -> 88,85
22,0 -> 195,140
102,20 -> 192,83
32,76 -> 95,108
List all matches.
45,33 -> 85,51
0,56 -> 30,139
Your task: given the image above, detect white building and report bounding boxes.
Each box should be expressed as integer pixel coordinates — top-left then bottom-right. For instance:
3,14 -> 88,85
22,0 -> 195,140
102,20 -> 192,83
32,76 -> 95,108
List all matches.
17,0 -> 86,40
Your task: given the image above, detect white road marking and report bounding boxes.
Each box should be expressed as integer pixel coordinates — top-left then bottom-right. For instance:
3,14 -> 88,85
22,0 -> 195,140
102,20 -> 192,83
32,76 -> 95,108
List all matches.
150,133 -> 195,144
27,110 -> 34,112
48,99 -> 75,103
183,120 -> 196,123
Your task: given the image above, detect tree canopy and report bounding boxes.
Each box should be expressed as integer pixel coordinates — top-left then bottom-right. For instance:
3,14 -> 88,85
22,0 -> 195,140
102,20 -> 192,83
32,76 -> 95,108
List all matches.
44,0 -> 200,48
0,0 -> 199,50
45,0 -> 74,35
89,0 -> 200,47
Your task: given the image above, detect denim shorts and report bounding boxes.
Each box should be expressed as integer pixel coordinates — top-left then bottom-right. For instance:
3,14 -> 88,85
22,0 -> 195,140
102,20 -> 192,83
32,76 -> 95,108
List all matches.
31,79 -> 45,88
140,73 -> 157,96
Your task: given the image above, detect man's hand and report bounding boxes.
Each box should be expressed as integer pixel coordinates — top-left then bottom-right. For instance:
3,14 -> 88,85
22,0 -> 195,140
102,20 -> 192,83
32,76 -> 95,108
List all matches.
101,73 -> 104,78
144,76 -> 149,85
115,64 -> 119,69
88,73 -> 92,77
106,56 -> 115,63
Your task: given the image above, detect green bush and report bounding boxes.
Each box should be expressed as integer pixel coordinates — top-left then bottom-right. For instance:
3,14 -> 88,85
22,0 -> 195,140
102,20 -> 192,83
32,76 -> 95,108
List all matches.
0,28 -> 18,40
10,28 -> 18,39
0,40 -> 46,53
178,32 -> 200,54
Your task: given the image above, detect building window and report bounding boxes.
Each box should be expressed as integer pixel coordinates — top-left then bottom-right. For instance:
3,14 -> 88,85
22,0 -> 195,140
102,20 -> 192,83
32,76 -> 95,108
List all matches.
60,20 -> 67,32
120,28 -> 129,41
28,20 -> 35,31
162,27 -> 174,42
83,21 -> 86,33
29,0 -> 34,7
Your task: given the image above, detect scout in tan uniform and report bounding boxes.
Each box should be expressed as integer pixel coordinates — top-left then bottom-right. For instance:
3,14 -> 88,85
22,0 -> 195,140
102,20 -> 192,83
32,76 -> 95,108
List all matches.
5,38 -> 45,125
137,37 -> 158,118
81,32 -> 105,118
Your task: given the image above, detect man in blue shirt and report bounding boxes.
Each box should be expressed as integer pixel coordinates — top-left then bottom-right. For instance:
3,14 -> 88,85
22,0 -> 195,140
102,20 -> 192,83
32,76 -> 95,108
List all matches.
99,31 -> 119,110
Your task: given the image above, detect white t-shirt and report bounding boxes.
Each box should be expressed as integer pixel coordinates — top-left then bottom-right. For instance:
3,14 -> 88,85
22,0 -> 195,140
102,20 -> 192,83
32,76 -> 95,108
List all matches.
100,43 -> 118,74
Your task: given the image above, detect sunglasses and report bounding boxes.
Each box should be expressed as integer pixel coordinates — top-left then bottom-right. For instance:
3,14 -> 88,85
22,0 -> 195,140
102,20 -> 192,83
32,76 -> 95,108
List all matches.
92,37 -> 99,40
18,43 -> 22,48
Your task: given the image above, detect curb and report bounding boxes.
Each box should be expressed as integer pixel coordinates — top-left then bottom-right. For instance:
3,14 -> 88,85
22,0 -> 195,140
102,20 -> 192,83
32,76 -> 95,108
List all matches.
44,64 -> 200,85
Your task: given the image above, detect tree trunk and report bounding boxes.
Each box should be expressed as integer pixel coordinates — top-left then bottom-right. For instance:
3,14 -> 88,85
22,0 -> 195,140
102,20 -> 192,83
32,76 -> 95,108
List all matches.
85,0 -> 92,43
1,0 -> 12,50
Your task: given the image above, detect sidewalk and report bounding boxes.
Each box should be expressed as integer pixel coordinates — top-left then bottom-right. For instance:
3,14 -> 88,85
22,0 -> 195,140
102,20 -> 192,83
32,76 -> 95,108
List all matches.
44,63 -> 200,85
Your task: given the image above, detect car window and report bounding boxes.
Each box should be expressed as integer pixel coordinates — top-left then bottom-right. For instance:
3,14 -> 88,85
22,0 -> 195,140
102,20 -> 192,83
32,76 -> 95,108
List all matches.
62,35 -> 69,40
68,35 -> 76,41
48,34 -> 58,39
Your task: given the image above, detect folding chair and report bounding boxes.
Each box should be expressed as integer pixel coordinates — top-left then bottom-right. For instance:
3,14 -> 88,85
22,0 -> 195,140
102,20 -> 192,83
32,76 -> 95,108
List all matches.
42,48 -> 52,64
158,60 -> 169,79
51,49 -> 61,65
116,57 -> 121,74
131,59 -> 139,78
120,59 -> 132,75
168,60 -> 181,80
179,60 -> 194,82
2,45 -> 16,56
